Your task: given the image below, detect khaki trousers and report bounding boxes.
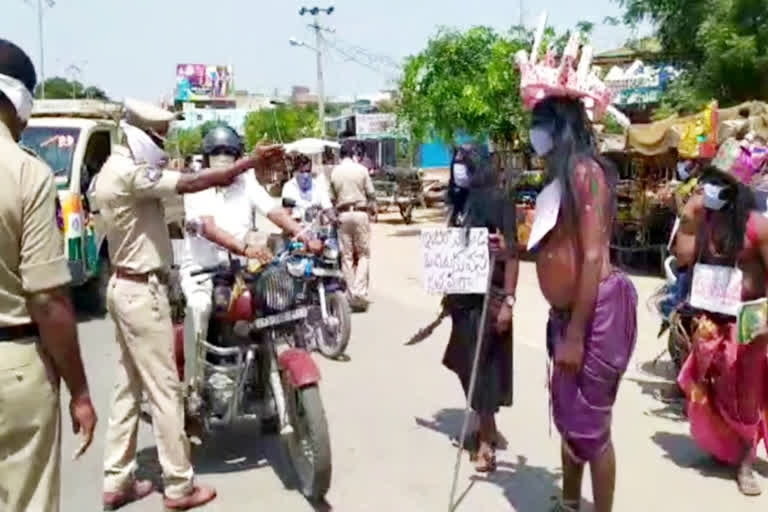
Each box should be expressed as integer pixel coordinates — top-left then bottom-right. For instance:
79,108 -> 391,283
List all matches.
338,211 -> 371,300
103,276 -> 194,500
0,339 -> 60,512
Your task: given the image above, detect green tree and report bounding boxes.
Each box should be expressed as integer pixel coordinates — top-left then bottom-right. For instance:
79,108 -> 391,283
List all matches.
397,26 -> 532,147
35,76 -> 109,100
396,22 -> 596,148
615,0 -> 768,106
243,104 -> 320,149
166,127 -> 203,158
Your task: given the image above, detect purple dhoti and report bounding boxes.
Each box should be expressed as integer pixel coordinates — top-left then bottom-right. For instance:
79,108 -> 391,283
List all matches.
547,272 -> 638,463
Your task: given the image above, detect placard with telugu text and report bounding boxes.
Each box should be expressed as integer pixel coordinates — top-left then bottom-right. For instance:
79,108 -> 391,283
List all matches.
421,228 -> 489,295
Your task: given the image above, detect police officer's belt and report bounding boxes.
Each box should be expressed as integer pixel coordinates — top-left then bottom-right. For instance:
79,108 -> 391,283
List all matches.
115,268 -> 169,285
0,323 -> 39,341
337,204 -> 367,213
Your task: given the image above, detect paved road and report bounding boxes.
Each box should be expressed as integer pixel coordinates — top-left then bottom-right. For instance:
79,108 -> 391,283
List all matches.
62,209 -> 768,511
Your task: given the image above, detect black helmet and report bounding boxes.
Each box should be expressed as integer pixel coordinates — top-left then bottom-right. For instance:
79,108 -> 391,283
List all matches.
202,125 -> 243,157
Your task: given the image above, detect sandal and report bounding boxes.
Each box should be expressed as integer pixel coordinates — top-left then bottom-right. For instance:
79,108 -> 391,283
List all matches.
473,447 -> 497,473
737,468 -> 762,496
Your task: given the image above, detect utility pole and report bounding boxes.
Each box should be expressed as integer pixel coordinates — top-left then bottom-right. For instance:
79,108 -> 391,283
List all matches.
65,63 -> 84,99
299,6 -> 334,137
519,0 -> 524,26
28,0 -> 55,99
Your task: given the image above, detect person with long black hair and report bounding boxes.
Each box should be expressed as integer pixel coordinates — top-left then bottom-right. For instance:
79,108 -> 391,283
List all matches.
531,96 -> 637,512
442,143 -> 519,472
675,164 -> 768,497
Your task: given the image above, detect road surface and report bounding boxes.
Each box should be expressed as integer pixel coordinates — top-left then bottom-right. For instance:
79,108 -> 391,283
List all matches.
61,209 -> 768,511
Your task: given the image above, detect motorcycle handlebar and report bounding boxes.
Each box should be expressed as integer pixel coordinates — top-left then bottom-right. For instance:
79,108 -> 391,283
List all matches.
190,264 -> 225,277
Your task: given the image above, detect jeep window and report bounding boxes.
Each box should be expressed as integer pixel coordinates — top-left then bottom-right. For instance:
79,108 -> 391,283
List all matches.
20,127 -> 81,183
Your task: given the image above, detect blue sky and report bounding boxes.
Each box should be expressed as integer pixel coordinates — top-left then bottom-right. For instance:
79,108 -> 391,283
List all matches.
3,0 -> 650,102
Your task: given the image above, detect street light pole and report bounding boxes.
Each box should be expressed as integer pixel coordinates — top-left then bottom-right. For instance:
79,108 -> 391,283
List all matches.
313,14 -> 326,137
38,0 -> 45,98
31,0 -> 55,99
299,6 -> 334,137
65,63 -> 84,99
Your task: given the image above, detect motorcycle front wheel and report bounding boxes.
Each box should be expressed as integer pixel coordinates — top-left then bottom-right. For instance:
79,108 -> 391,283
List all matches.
282,381 -> 332,501
667,313 -> 691,375
316,291 -> 352,359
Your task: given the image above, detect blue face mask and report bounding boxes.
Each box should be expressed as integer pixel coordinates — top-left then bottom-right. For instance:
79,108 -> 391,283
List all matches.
297,172 -> 313,192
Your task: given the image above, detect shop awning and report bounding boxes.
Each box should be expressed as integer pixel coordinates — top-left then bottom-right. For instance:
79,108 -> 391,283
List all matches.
284,138 -> 341,155
627,101 -> 768,156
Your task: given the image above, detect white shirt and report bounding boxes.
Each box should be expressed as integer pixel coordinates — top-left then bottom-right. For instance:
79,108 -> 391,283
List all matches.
281,176 -> 333,220
183,172 -> 276,268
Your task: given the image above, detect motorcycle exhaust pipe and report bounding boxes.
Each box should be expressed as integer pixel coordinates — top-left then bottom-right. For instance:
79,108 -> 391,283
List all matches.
228,348 -> 254,425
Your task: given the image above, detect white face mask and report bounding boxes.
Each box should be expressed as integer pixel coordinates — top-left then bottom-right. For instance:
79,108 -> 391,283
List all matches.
453,163 -> 470,188
530,127 -> 554,156
121,122 -> 169,168
0,73 -> 33,123
209,154 -> 236,170
703,183 -> 729,211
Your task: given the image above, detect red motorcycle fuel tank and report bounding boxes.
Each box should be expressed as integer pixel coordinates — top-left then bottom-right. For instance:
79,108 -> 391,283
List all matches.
228,288 -> 254,322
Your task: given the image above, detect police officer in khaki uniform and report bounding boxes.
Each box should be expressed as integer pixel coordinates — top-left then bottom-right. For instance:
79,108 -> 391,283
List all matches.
0,39 -> 97,512
330,140 -> 376,311
92,98 -> 283,510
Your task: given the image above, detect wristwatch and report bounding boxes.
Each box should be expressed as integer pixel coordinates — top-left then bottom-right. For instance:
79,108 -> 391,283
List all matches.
504,295 -> 516,308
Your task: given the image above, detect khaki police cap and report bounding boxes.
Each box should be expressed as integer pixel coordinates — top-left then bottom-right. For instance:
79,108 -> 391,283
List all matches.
124,98 -> 177,131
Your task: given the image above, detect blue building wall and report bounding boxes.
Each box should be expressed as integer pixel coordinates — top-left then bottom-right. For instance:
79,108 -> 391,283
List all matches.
418,134 -> 488,168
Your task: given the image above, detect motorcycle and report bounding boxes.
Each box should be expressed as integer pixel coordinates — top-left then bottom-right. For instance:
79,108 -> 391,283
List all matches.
184,244 -> 332,501
656,255 -> 694,374
276,198 -> 352,359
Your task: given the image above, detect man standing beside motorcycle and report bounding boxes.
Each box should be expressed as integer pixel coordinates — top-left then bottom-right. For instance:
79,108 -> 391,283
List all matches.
330,140 -> 376,311
281,153 -> 333,221
180,125 -> 322,393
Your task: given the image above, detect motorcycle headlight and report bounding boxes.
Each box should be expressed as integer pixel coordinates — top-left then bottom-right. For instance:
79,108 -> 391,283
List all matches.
323,245 -> 339,261
286,257 -> 309,278
255,266 -> 295,312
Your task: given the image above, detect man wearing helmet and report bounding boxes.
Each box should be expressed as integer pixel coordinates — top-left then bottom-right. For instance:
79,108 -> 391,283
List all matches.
180,124 -> 321,390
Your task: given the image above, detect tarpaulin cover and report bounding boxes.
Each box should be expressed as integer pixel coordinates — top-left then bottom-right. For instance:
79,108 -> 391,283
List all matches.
627,101 -> 768,156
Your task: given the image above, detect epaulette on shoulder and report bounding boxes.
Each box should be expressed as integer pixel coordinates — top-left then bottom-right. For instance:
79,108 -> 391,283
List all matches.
19,144 -> 42,161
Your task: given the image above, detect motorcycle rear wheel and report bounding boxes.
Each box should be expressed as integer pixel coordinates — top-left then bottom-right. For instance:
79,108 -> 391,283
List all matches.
282,383 -> 332,501
316,291 -> 352,359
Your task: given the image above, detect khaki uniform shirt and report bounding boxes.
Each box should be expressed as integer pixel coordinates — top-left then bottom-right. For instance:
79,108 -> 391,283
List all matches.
330,158 -> 375,208
0,122 -> 71,326
91,145 -> 181,274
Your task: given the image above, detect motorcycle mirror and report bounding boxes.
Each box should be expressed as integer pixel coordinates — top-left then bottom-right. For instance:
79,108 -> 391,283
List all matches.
282,197 -> 297,208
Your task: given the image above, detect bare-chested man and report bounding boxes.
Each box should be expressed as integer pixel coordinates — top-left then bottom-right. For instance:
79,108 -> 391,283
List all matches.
529,97 -> 638,512
674,166 -> 768,496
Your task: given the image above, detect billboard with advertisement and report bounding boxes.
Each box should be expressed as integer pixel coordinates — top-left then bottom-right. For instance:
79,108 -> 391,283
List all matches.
175,64 -> 234,102
355,113 -> 397,137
